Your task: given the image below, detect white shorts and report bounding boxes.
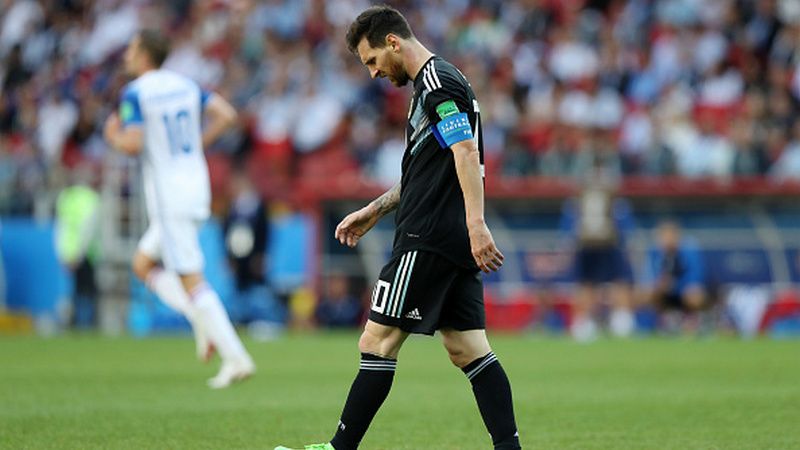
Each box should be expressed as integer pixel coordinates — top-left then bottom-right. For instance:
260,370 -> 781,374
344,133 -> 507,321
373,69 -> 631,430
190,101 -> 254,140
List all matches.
137,217 -> 205,274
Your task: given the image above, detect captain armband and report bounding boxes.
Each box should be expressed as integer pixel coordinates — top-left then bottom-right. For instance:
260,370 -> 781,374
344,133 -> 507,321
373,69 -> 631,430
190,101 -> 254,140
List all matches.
435,112 -> 473,147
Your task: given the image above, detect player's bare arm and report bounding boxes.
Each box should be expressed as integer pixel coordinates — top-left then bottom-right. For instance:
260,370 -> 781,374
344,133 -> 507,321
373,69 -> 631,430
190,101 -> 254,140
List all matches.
451,139 -> 504,273
335,182 -> 400,248
202,94 -> 238,148
103,113 -> 143,155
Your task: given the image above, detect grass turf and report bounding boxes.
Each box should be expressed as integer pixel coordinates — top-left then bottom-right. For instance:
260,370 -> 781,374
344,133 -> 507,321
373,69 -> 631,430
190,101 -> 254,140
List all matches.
1,333 -> 799,449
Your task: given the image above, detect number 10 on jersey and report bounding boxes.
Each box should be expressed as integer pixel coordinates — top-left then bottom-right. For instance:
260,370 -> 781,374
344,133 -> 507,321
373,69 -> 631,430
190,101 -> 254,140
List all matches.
162,109 -> 194,156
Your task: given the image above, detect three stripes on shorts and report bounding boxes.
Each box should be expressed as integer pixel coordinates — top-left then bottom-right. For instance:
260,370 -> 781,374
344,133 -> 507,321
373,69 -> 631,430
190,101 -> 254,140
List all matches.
371,251 -> 418,318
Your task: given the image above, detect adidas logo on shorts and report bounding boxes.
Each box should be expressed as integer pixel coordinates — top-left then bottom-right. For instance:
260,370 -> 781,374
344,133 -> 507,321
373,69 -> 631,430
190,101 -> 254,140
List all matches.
404,308 -> 423,320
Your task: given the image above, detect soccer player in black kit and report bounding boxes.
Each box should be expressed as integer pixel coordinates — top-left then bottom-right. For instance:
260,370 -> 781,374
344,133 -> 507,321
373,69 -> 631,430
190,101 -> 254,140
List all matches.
276,5 -> 521,450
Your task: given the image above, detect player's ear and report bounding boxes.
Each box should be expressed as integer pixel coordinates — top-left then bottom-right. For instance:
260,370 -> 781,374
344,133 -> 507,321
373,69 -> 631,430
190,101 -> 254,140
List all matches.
386,34 -> 401,53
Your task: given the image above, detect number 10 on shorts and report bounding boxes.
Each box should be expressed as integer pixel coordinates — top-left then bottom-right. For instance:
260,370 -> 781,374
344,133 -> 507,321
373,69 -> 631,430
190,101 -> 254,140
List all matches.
370,280 -> 391,314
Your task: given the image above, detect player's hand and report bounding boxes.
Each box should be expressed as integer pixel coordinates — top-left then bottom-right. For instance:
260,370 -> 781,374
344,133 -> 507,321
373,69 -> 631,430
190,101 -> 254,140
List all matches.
335,206 -> 379,248
103,113 -> 121,144
468,220 -> 504,273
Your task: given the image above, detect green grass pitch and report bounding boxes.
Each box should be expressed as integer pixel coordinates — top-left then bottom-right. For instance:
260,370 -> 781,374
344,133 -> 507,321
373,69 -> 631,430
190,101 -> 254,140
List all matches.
1,333 -> 799,449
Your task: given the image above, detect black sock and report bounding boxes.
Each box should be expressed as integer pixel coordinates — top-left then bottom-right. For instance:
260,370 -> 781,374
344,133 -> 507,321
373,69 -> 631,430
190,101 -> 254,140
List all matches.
462,352 -> 521,450
330,353 -> 397,450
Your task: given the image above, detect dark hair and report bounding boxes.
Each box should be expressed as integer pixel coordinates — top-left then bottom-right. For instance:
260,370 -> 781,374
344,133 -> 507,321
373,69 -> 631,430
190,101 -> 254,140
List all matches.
345,5 -> 413,54
137,29 -> 170,68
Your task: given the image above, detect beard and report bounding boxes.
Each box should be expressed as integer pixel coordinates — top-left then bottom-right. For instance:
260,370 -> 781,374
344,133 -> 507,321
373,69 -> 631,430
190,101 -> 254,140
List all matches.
387,58 -> 410,86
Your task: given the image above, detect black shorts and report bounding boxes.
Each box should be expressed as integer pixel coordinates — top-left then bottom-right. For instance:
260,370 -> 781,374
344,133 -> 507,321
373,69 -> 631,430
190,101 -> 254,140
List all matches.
368,250 -> 485,335
575,246 -> 632,284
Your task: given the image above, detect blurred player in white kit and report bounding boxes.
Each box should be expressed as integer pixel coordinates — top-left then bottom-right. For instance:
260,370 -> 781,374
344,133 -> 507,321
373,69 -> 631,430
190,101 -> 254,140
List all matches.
104,29 -> 255,389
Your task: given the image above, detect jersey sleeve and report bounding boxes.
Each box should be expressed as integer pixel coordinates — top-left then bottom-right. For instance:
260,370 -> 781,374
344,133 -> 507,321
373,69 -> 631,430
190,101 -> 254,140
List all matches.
119,84 -> 143,127
422,66 -> 474,149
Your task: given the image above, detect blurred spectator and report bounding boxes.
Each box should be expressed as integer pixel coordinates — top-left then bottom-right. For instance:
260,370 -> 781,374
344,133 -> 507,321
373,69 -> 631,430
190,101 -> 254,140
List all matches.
37,89 -> 78,165
769,118 -> 800,181
2,45 -> 32,93
730,118 -> 769,176
315,273 -> 363,328
560,157 -> 635,341
695,111 -> 735,178
539,124 -> 576,177
223,170 -> 276,323
54,165 -> 100,329
548,25 -> 599,83
5,0 -> 800,216
643,220 -> 707,332
81,1 -> 139,66
370,126 -> 404,188
5,1 -> 800,336
0,1 -> 43,56
619,104 -> 655,174
292,75 -> 345,153
500,133 -> 536,177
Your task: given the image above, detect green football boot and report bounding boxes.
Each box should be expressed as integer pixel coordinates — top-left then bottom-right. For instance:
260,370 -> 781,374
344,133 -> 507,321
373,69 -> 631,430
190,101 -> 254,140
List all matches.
274,444 -> 334,450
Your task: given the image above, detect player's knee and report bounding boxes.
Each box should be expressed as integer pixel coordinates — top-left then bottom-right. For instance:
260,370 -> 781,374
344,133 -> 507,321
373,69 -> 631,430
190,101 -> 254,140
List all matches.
442,339 -> 470,368
358,330 -> 402,358
358,331 -> 390,357
358,332 -> 375,354
131,253 -> 153,281
442,330 -> 491,368
178,273 -> 204,293
358,331 -> 391,357
446,348 -> 472,368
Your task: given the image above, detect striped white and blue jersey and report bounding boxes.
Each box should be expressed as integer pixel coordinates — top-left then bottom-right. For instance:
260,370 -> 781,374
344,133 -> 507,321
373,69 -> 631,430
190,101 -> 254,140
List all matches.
119,69 -> 211,220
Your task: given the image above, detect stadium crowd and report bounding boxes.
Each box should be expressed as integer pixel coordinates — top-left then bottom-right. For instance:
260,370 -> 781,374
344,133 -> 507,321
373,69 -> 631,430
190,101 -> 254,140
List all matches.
3,0 -> 800,215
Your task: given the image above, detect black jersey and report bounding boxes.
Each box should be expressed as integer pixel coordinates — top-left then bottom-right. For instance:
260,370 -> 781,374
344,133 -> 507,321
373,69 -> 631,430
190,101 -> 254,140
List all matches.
392,56 -> 484,271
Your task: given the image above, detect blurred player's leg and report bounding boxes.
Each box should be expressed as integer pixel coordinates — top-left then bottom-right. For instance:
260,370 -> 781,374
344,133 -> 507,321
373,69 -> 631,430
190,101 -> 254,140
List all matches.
184,276 -> 255,388
133,231 -> 211,362
609,282 -> 635,337
571,283 -> 599,342
162,218 -> 254,388
147,268 -> 211,361
442,329 -> 521,450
